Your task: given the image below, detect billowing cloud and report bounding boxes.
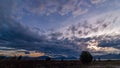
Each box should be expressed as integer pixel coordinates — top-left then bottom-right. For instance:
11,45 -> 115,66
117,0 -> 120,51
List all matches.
0,17 -> 44,42
54,10 -> 120,56
87,39 -> 120,55
59,10 -> 120,39
0,1 -> 47,42
0,10 -> 79,57
0,1 -> 47,57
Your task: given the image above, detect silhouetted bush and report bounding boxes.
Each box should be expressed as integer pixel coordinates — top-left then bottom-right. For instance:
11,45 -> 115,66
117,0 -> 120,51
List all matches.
45,57 -> 51,61
80,51 -> 93,64
17,55 -> 22,60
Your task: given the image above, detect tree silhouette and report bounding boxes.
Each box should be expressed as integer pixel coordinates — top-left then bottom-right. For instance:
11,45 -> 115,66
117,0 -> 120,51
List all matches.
45,56 -> 51,61
80,51 -> 93,64
17,55 -> 22,60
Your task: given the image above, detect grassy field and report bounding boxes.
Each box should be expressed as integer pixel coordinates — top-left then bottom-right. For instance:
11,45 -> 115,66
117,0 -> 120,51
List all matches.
0,60 -> 120,68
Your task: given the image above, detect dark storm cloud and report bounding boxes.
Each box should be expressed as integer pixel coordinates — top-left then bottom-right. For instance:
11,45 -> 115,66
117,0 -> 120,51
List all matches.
98,36 -> 120,48
0,16 -> 44,42
0,17 -> 79,57
0,0 -> 47,42
0,1 -> 80,56
0,4 -> 79,57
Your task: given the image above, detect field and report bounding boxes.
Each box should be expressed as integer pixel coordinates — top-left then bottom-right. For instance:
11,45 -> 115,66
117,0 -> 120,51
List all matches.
0,60 -> 120,68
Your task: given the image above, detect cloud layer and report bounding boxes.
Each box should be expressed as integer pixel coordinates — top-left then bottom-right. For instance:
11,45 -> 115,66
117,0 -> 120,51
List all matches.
13,0 -> 107,17
1,6 -> 120,57
0,0 -> 120,58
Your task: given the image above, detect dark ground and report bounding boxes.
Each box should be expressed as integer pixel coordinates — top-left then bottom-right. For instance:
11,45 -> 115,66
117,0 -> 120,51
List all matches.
0,60 -> 120,68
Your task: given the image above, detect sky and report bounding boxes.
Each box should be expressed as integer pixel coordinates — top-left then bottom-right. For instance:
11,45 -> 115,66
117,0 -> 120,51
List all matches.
0,0 -> 120,58
12,0 -> 119,30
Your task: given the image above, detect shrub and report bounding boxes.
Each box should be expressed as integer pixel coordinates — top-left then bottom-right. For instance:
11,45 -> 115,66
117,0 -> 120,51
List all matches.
80,51 -> 93,64
45,57 -> 51,61
17,55 -> 22,60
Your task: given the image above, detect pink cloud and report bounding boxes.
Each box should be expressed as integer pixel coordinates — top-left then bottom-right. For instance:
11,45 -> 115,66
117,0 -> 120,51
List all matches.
91,0 -> 106,4
72,8 -> 88,17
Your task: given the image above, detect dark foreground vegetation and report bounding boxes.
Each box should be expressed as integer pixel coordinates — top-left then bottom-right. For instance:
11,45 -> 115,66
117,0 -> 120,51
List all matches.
0,60 -> 120,68
0,51 -> 119,68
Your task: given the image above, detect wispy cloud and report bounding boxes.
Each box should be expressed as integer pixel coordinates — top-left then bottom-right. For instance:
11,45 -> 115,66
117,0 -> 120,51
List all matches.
90,0 -> 107,4
13,0 -> 108,17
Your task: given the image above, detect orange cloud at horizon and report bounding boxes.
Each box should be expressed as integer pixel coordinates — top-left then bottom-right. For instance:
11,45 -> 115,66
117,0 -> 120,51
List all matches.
0,50 -> 45,57
27,52 -> 45,57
